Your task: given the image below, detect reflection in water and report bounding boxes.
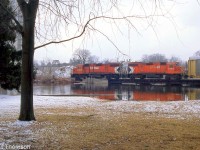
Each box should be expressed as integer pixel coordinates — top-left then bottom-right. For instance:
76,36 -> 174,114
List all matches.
34,84 -> 71,95
0,88 -> 18,95
187,88 -> 200,100
32,84 -> 200,101
71,84 -> 185,101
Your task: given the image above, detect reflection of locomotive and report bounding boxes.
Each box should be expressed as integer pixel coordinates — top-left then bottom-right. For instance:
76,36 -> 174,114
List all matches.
116,85 -> 184,101
71,85 -> 184,101
71,62 -> 184,80
133,91 -> 183,101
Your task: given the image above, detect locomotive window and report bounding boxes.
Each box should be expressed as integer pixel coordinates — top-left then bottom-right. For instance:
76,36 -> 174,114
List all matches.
129,64 -> 138,66
160,62 -> 166,65
110,64 -> 119,67
84,64 -> 89,67
96,63 -> 103,66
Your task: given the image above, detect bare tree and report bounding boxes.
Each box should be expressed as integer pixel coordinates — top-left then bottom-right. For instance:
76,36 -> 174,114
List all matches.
0,0 -> 179,121
69,57 -> 82,66
193,50 -> 200,57
141,53 -> 168,62
168,56 -> 182,62
88,55 -> 99,64
74,49 -> 91,64
168,56 -> 186,67
101,59 -> 111,64
70,49 -> 98,65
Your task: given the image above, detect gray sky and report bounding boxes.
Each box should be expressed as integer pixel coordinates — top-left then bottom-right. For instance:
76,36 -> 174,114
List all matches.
34,0 -> 200,63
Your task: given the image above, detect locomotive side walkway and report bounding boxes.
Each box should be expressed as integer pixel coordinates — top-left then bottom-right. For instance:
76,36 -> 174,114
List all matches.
108,78 -> 200,87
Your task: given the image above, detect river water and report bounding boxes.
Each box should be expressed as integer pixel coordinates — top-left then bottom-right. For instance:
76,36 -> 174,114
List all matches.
33,84 -> 200,101
1,84 -> 199,101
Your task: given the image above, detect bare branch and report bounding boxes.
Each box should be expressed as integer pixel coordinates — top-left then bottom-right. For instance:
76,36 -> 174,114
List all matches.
34,14 -> 90,50
34,13 -> 163,50
88,24 -> 129,58
197,0 -> 200,6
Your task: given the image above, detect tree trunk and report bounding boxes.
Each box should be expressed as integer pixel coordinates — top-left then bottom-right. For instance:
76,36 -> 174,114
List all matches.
18,23 -> 35,120
18,0 -> 39,121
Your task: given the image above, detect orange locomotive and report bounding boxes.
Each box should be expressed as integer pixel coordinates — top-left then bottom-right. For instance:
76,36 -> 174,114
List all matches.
128,62 -> 184,79
71,62 -> 184,80
71,63 -> 120,79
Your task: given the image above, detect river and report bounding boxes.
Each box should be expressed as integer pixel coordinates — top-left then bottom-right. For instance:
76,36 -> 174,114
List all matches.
33,84 -> 200,101
1,84 -> 200,101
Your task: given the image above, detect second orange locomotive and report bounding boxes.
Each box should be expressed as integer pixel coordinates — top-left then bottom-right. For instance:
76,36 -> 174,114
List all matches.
71,62 -> 184,80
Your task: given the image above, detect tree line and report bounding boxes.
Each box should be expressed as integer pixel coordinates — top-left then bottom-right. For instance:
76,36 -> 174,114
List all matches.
69,49 -> 186,66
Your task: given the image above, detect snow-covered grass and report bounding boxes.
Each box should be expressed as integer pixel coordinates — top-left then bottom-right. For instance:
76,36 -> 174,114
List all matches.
1,95 -> 200,149
1,95 -> 200,119
35,96 -> 200,119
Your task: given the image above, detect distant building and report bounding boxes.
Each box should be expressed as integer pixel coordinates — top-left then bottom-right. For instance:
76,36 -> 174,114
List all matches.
36,60 -> 72,78
52,60 -> 61,66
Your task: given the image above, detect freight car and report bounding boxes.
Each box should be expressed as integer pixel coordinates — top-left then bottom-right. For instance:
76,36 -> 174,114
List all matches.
188,56 -> 200,78
71,62 -> 185,80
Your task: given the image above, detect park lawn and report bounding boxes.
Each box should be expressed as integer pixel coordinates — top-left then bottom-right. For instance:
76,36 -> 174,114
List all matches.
1,96 -> 200,149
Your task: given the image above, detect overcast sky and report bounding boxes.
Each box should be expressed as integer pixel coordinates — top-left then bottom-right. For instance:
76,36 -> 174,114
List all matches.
34,0 -> 200,63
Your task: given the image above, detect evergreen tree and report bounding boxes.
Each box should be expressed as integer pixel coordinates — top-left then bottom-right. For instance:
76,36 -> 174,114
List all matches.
0,0 -> 21,91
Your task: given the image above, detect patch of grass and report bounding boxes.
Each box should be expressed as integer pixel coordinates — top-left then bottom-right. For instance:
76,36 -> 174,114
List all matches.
1,106 -> 200,150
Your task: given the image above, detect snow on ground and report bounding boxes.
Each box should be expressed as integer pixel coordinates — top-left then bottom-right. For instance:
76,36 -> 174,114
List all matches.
1,95 -> 200,119
35,97 -> 197,118
0,120 -> 36,149
1,95 -> 200,148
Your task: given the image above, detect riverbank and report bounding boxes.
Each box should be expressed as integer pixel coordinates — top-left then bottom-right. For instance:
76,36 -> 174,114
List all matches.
34,77 -> 72,84
0,96 -> 200,149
